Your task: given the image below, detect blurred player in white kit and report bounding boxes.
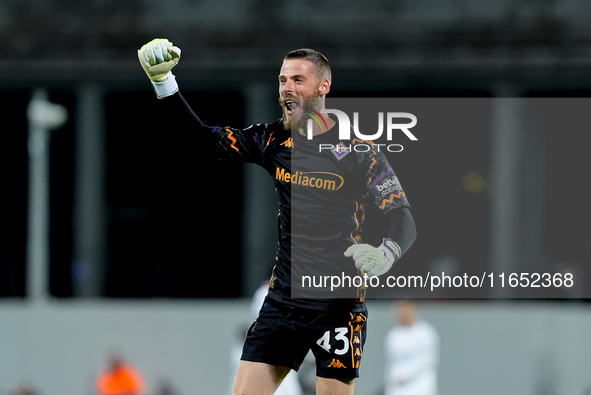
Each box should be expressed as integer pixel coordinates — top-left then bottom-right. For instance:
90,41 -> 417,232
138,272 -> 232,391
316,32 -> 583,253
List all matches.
384,301 -> 439,395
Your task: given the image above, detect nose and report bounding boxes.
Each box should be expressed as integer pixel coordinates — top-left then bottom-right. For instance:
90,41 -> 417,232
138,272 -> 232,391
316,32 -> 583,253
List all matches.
281,79 -> 295,95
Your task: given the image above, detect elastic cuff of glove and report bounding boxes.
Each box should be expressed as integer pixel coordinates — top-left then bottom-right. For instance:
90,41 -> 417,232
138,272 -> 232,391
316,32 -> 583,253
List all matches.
375,239 -> 401,276
151,72 -> 178,99
382,239 -> 402,262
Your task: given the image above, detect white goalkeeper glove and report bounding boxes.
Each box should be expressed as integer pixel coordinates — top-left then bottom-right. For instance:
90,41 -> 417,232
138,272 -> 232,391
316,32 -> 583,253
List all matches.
344,239 -> 401,277
138,38 -> 181,98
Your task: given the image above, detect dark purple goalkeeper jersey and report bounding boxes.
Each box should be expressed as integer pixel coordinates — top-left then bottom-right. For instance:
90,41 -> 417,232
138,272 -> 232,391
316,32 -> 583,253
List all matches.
172,93 -> 410,311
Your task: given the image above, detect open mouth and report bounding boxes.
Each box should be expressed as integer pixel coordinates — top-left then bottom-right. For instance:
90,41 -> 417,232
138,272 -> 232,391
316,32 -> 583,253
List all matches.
284,99 -> 299,116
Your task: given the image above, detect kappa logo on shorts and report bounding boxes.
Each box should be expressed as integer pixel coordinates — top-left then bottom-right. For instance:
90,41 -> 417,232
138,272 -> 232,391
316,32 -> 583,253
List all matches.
327,359 -> 347,368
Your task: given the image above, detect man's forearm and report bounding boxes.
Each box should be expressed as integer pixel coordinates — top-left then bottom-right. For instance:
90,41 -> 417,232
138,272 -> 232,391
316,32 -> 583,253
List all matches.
385,207 -> 416,256
174,91 -> 210,130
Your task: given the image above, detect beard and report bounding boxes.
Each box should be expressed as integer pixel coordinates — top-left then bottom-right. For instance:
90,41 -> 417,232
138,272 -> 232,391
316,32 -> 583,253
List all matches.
279,90 -> 323,132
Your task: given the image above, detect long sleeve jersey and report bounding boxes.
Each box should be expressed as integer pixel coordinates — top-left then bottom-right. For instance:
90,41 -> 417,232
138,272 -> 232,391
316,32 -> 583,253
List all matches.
168,92 -> 411,311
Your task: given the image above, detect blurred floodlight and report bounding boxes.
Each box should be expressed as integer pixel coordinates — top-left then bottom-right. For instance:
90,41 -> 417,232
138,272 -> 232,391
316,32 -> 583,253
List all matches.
463,171 -> 486,194
26,88 -> 68,302
27,89 -> 68,130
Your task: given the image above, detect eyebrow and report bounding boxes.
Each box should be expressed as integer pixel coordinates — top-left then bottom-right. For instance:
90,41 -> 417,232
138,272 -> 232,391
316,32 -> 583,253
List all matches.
278,74 -> 308,80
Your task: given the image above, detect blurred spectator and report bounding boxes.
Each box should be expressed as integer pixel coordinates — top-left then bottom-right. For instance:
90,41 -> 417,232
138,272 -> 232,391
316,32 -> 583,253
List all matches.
153,378 -> 178,395
95,351 -> 145,395
384,301 -> 439,395
9,382 -> 38,395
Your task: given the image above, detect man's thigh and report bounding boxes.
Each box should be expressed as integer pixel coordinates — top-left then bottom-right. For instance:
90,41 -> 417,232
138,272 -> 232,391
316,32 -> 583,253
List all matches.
233,360 -> 291,395
316,376 -> 355,395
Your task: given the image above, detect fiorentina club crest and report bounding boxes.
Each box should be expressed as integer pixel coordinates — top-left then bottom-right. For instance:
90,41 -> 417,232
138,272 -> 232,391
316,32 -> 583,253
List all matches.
331,142 -> 350,161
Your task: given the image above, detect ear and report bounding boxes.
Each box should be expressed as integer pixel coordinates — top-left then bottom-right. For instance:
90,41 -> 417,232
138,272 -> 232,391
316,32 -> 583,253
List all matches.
318,78 -> 331,96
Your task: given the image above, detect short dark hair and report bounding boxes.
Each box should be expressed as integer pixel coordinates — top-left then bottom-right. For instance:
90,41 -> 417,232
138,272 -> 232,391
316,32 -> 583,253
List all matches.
284,48 -> 332,84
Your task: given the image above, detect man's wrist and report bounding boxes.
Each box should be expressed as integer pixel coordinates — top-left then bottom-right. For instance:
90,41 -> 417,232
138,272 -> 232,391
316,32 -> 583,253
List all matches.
380,239 -> 401,271
151,72 -> 178,99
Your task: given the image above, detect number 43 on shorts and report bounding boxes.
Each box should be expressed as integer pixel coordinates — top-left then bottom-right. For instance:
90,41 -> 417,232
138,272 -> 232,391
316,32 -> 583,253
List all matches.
316,327 -> 350,355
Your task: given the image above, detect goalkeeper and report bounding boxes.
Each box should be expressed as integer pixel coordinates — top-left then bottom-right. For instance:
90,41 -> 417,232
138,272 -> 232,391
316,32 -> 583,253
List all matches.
138,39 -> 417,395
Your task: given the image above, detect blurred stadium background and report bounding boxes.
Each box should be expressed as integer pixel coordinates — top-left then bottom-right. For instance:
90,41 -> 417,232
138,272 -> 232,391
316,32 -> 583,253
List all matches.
1,0 -> 590,394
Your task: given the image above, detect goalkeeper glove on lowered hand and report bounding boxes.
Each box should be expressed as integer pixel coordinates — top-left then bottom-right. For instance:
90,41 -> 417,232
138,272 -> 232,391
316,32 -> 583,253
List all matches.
344,239 -> 402,277
138,38 -> 181,98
